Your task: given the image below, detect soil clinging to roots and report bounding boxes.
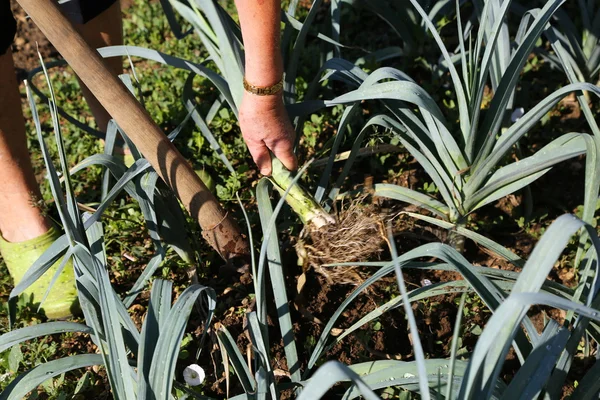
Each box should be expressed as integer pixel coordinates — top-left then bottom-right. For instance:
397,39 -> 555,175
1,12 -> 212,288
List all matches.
297,199 -> 387,284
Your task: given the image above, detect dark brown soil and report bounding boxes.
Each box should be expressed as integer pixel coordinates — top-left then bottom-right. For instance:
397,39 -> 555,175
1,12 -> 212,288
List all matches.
7,1 -> 595,399
9,0 -> 56,77
9,0 -> 137,76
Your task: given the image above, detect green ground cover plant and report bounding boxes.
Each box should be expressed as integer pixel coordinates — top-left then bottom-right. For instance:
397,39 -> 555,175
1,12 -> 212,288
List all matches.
2,0 -> 600,399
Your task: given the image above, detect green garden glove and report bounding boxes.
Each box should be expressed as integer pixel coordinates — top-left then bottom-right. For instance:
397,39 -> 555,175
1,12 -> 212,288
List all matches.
0,227 -> 79,319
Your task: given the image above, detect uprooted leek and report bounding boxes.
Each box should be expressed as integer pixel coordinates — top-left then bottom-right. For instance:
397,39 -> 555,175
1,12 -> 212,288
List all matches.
268,158 -> 335,229
268,157 -> 386,283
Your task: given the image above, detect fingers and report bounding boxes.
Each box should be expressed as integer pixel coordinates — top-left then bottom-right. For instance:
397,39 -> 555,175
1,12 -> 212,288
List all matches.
247,139 -> 272,176
267,132 -> 297,172
238,93 -> 297,174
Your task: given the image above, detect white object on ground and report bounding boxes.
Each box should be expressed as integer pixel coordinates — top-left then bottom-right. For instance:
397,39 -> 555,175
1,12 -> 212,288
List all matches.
183,364 -> 205,386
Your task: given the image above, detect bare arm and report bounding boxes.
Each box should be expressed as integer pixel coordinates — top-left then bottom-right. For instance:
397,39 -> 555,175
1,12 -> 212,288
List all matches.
236,0 -> 282,87
234,0 -> 297,175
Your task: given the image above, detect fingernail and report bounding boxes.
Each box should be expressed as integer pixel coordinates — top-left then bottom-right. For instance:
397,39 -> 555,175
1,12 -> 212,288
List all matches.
261,168 -> 270,176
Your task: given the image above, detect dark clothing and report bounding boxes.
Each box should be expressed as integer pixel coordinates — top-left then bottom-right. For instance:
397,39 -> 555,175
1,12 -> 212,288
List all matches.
1,0 -> 117,55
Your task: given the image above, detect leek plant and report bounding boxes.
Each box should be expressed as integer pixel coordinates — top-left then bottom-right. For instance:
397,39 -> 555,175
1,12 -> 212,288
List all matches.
7,82 -> 600,398
545,1 -> 600,86
5,2 -> 600,398
214,173 -> 600,399
26,61 -> 202,293
1,70 -> 216,399
296,0 -> 600,254
166,0 -> 399,271
269,158 -> 334,229
0,40 -> 384,400
9,129 -> 600,399
149,0 -> 599,258
146,2 -> 600,396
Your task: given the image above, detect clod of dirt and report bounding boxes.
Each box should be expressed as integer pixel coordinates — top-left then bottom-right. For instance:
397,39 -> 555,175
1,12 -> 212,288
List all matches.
297,199 -> 387,285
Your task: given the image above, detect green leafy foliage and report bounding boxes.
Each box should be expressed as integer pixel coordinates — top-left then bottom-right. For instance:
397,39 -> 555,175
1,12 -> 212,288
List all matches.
1,41 -> 215,399
3,0 -> 600,399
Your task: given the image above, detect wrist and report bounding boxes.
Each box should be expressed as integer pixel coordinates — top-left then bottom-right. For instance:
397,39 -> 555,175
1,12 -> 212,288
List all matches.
241,90 -> 284,112
243,55 -> 283,87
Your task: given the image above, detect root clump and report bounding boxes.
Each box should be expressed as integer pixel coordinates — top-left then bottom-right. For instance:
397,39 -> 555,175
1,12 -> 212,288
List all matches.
297,199 -> 388,285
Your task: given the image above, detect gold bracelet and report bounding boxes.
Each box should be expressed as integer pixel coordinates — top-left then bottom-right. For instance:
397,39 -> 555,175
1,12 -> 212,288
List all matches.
243,77 -> 284,96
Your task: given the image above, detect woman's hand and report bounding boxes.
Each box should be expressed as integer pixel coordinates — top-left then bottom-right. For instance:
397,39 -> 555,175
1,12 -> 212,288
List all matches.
238,91 -> 297,176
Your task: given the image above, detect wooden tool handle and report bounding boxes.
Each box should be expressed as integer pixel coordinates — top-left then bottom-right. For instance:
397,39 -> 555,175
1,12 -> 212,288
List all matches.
17,0 -> 248,259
